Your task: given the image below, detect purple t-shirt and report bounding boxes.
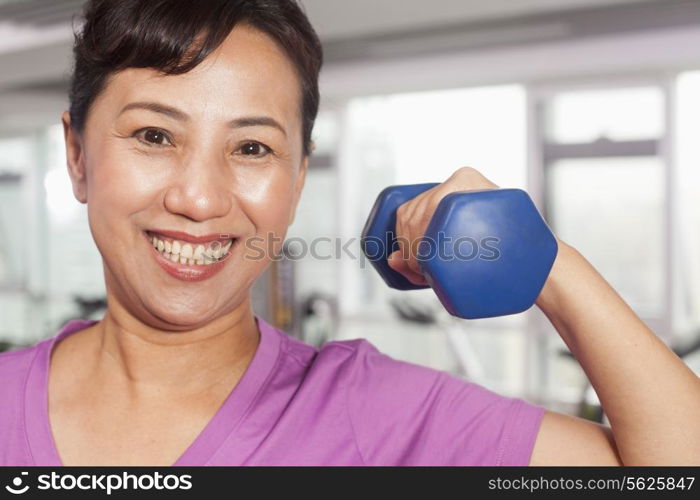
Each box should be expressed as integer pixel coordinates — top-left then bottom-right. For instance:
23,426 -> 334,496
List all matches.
0,316 -> 545,466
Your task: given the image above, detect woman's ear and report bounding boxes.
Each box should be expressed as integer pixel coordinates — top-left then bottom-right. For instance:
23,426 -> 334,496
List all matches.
287,155 -> 309,226
61,110 -> 88,204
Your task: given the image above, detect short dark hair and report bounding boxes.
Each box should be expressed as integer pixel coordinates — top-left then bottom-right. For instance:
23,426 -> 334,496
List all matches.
68,0 -> 323,156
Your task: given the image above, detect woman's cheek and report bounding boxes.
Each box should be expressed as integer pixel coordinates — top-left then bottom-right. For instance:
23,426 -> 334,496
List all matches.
237,170 -> 299,258
88,145 -> 163,208
240,166 -> 297,218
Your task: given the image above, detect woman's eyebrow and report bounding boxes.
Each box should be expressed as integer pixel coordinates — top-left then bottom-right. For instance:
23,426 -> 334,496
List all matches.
118,101 -> 287,136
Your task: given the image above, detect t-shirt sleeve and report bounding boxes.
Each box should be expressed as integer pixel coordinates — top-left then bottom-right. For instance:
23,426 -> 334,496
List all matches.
343,339 -> 546,466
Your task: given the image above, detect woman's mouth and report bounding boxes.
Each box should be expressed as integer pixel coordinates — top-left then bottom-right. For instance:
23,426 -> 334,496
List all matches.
144,230 -> 237,282
147,231 -> 233,265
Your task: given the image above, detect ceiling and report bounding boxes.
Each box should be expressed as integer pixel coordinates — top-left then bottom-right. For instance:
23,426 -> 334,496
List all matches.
0,0 -> 83,26
301,0 -> 664,40
0,0 -> 668,54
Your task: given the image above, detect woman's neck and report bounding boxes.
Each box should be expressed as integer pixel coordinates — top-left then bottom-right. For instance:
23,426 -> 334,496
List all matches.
86,296 -> 260,399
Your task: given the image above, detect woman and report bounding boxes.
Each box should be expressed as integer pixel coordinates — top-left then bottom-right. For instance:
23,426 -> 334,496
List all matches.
0,0 -> 698,466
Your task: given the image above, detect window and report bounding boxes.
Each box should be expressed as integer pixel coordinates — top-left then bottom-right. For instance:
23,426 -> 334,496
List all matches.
0,135 -> 34,346
675,71 -> 700,347
546,87 -> 664,143
547,156 -> 665,315
542,85 -> 668,324
537,82 -> 673,411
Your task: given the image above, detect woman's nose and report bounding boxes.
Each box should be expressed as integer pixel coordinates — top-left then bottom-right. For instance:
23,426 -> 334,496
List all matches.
163,160 -> 233,222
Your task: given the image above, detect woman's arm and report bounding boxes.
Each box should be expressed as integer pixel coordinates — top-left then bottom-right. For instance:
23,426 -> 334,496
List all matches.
530,240 -> 700,465
388,167 -> 700,465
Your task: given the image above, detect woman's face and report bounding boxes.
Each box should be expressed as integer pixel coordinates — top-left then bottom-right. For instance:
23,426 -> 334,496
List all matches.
63,24 -> 308,329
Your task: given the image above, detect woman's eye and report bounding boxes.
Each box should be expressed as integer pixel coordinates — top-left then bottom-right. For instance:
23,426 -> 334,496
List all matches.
237,141 -> 271,158
134,128 -> 172,147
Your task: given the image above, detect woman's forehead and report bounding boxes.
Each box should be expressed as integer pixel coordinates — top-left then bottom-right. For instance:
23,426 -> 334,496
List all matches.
99,25 -> 302,123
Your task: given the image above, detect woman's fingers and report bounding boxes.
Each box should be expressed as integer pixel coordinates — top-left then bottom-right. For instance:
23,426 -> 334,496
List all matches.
389,166 -> 501,286
387,250 -> 428,285
395,188 -> 437,277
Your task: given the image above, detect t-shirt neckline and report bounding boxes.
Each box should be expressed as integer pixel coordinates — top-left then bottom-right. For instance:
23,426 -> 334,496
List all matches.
24,315 -> 282,466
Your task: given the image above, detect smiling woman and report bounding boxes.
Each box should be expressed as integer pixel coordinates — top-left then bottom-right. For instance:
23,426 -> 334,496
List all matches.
1,0 -> 698,468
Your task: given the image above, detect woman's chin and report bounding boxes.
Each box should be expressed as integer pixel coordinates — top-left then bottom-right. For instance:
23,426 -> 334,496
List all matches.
143,299 -> 224,330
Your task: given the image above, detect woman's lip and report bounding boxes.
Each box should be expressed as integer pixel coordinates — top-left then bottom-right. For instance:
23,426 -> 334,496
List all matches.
147,229 -> 233,244
144,231 -> 234,282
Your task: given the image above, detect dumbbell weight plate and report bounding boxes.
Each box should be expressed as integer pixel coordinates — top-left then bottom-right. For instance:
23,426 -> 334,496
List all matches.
361,183 -> 438,290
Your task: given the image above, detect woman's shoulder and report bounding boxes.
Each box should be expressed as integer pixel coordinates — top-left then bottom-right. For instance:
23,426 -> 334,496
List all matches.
287,330 -> 544,421
288,332 -> 545,465
282,330 -> 442,386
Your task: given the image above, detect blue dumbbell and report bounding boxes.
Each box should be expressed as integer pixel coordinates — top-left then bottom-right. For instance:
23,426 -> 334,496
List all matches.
361,183 -> 558,319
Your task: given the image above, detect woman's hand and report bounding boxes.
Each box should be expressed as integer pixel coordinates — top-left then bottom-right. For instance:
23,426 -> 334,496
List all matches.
387,166 -> 499,286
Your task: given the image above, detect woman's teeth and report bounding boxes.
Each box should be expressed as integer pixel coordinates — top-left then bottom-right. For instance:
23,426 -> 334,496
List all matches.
150,235 -> 233,265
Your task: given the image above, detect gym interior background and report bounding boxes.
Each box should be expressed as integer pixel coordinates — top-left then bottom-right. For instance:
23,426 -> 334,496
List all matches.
1,0 -> 699,421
